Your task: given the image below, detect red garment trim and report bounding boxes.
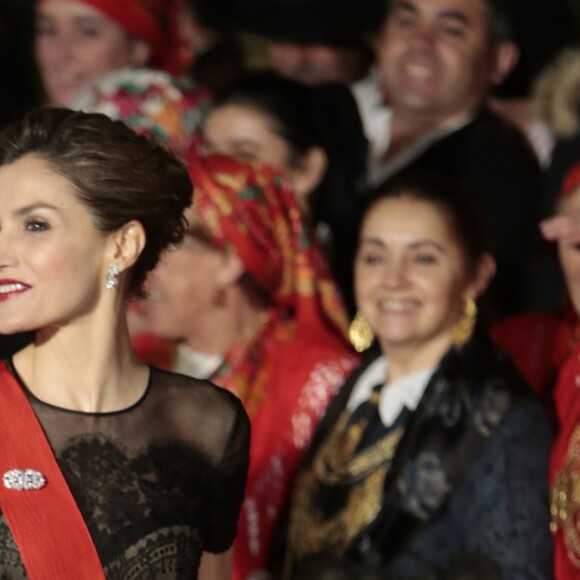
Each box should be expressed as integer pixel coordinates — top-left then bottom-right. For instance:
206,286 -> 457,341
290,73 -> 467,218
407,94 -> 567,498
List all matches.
0,362 -> 105,579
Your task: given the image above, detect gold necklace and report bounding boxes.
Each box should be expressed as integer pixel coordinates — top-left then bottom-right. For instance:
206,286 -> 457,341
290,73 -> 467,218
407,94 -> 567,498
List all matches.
288,408 -> 404,559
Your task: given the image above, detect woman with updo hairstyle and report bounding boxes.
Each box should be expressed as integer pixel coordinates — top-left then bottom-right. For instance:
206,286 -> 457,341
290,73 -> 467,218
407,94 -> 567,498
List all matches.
0,107 -> 249,579
203,70 -> 369,313
279,174 -> 553,579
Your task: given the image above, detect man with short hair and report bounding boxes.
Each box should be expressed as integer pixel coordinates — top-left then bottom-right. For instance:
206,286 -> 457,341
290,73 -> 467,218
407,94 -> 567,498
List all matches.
371,0 -> 548,317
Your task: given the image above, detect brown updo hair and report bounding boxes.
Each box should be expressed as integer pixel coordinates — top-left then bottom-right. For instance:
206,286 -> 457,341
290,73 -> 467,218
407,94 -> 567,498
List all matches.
0,107 -> 192,296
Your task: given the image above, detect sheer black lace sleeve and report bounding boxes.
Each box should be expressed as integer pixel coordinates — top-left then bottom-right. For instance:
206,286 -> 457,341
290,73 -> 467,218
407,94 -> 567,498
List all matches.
202,398 -> 251,552
0,363 -> 251,579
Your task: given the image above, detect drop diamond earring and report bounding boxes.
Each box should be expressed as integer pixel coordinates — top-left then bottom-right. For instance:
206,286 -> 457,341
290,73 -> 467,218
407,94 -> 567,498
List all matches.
106,264 -> 120,290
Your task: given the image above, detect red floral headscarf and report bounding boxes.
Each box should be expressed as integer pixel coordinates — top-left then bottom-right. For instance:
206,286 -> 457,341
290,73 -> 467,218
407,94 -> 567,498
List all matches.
188,151 -> 350,341
71,68 -> 210,159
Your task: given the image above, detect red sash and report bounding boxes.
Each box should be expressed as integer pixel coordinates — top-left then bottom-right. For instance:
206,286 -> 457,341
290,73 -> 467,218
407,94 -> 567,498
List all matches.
0,361 -> 105,579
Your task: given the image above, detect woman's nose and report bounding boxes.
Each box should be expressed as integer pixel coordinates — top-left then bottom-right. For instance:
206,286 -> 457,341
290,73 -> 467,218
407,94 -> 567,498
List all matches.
381,259 -> 407,288
0,236 -> 18,269
44,32 -> 75,67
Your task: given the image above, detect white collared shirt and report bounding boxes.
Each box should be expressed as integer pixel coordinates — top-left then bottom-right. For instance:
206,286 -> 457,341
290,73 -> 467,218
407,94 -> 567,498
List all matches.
173,344 -> 223,380
347,356 -> 434,427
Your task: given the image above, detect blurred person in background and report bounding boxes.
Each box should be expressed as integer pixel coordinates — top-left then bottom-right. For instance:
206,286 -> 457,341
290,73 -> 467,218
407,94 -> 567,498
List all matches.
134,152 -> 360,579
487,0 -> 577,162
280,174 -> 552,579
202,71 -> 368,313
71,66 -> 211,160
34,0 -> 185,106
368,0 -> 547,318
546,169 -> 580,579
493,164 -> 580,579
229,0 -> 390,173
177,0 -> 246,94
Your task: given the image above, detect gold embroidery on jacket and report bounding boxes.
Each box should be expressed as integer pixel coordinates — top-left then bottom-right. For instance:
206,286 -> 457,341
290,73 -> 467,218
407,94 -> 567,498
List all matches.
551,425 -> 580,569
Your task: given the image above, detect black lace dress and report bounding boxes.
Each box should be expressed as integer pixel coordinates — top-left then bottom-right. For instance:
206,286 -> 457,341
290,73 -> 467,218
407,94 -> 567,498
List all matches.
0,362 -> 251,579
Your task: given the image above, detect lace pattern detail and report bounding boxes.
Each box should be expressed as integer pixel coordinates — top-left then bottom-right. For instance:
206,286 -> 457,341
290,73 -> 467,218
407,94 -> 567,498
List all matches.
0,366 -> 250,579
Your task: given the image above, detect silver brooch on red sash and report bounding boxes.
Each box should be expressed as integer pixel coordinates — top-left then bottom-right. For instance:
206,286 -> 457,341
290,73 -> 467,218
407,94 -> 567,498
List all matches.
3,469 -> 46,490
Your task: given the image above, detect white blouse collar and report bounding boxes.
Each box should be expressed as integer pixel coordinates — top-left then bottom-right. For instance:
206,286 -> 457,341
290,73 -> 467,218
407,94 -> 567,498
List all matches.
173,344 -> 223,380
347,356 -> 434,427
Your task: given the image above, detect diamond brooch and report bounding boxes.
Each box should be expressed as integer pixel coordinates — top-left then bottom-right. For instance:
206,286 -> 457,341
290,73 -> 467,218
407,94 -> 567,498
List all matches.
3,469 -> 46,491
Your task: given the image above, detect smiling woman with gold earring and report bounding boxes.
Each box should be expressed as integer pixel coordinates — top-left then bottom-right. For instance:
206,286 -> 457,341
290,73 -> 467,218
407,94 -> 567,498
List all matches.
280,175 -> 553,579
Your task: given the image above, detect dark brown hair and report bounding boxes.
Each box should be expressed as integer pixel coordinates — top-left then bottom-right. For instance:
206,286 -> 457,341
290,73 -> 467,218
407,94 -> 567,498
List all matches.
361,172 -> 489,276
385,0 -> 514,45
0,107 -> 192,296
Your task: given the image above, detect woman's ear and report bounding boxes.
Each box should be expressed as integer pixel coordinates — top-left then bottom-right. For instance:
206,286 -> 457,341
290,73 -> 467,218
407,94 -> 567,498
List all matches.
289,146 -> 328,200
466,253 -> 497,300
129,39 -> 152,67
216,250 -> 246,288
108,220 -> 147,273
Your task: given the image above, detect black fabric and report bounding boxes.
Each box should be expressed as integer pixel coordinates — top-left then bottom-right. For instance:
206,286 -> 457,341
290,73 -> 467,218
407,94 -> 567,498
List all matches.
229,0 -> 385,42
495,0 -> 578,98
283,329 -> 552,579
307,82 -> 368,316
0,2 -> 39,130
0,333 -> 32,360
190,36 -> 247,95
0,363 -> 250,579
374,107 -> 547,318
342,383 -> 392,450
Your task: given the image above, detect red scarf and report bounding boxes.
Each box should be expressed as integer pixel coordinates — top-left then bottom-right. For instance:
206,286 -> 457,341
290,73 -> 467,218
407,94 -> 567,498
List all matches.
0,362 -> 104,579
188,152 -> 352,415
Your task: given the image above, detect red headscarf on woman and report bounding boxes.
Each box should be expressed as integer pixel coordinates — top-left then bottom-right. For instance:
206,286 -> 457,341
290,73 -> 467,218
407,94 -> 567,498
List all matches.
189,151 -> 350,338
38,0 -> 185,74
187,151 -> 353,414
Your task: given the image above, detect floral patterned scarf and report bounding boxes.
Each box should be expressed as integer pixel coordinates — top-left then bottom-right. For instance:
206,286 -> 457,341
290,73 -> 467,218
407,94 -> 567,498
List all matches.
188,151 -> 351,416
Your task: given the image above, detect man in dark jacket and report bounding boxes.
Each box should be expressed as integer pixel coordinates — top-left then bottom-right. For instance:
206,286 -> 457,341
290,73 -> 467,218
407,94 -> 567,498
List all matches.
370,0 -> 549,317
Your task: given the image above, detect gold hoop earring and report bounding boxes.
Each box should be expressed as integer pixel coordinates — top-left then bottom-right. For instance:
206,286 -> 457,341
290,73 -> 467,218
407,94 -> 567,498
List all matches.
348,311 -> 374,352
452,298 -> 477,348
